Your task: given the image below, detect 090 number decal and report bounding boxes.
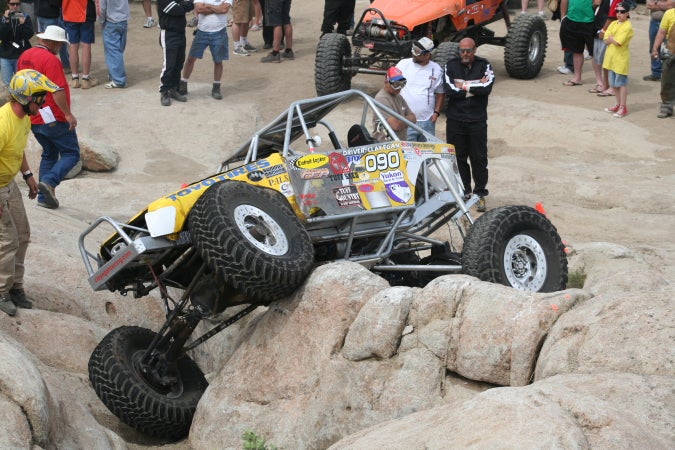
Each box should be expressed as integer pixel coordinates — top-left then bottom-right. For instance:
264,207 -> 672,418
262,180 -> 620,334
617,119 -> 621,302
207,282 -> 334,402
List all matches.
364,152 -> 400,172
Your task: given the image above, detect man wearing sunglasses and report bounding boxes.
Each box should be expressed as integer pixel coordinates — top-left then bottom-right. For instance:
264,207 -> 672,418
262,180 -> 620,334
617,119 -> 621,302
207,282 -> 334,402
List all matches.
395,37 -> 445,142
373,66 -> 417,141
0,69 -> 58,316
443,37 -> 494,213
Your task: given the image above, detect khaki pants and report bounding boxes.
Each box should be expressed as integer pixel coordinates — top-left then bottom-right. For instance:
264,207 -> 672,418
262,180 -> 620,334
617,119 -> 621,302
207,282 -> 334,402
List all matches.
0,180 -> 30,294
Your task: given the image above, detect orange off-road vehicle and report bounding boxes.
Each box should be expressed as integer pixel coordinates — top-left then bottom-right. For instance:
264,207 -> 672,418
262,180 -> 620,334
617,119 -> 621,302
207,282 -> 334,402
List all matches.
315,0 -> 548,96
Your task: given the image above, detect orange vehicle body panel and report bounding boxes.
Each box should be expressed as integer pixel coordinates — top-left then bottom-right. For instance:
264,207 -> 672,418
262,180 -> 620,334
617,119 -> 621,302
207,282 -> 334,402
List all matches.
367,0 -> 502,32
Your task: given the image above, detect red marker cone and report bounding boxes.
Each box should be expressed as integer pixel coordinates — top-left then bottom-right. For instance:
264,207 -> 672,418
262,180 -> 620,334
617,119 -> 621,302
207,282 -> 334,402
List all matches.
535,202 -> 546,216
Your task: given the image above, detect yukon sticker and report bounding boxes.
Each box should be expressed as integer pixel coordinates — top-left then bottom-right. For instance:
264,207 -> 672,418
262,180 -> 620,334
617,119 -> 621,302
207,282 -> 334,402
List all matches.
333,185 -> 362,208
381,170 -> 411,204
294,154 -> 329,169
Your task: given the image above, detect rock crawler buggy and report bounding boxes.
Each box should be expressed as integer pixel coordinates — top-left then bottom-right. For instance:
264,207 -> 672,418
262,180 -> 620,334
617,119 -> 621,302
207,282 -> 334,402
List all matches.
315,0 -> 548,96
79,90 -> 567,440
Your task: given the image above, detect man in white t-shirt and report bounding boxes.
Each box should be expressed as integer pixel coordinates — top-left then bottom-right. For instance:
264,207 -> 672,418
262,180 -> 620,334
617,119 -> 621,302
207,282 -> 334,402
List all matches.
396,37 -> 445,142
179,0 -> 232,100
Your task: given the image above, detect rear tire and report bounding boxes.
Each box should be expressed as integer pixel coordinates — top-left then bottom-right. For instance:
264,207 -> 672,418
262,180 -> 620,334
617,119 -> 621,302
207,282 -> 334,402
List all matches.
189,181 -> 314,302
432,42 -> 458,112
315,33 -> 353,96
88,326 -> 207,441
504,14 -> 547,79
462,205 -> 567,292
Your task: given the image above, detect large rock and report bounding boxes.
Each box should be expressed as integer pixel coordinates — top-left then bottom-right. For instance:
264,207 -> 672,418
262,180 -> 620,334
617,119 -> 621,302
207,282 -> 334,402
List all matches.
535,287 -> 675,380
568,242 -> 669,295
188,264 -> 592,449
330,373 -> 675,449
79,137 -> 120,172
410,275 -> 590,386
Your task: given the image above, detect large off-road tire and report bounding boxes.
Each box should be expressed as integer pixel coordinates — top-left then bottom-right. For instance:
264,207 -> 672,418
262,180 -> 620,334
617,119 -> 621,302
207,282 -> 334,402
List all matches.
462,205 -> 567,292
315,33 -> 353,96
88,326 -> 207,440
189,181 -> 314,302
432,41 -> 459,69
432,42 -> 458,112
504,14 -> 548,79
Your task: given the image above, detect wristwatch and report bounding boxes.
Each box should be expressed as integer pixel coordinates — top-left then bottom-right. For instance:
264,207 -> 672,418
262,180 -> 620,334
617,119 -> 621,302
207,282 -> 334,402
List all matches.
22,170 -> 33,181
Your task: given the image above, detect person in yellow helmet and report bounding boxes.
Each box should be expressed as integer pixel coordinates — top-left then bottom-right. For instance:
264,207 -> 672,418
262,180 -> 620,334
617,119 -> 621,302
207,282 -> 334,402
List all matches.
0,69 -> 58,316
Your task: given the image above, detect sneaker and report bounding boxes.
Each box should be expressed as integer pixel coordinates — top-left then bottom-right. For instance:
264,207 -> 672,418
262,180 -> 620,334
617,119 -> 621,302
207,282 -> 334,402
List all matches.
250,23 -> 260,31
557,66 -> 572,75
37,200 -> 57,209
233,45 -> 250,56
9,289 -> 32,309
187,16 -> 198,27
38,182 -> 59,208
0,293 -> 16,316
604,104 -> 620,113
613,105 -> 628,118
476,197 -> 487,212
538,10 -> 548,19
243,43 -> 257,52
81,77 -> 98,89
104,81 -> 125,89
657,104 -> 673,118
161,91 -> 171,106
178,80 -> 188,96
263,42 -> 272,49
583,50 -> 591,61
144,17 -> 156,28
260,52 -> 281,63
70,77 -> 80,88
643,74 -> 660,81
212,83 -> 222,100
169,89 -> 187,102
282,49 -> 294,60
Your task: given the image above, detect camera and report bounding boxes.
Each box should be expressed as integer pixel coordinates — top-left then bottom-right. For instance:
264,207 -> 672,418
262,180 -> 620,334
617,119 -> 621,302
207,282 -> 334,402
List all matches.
10,12 -> 24,20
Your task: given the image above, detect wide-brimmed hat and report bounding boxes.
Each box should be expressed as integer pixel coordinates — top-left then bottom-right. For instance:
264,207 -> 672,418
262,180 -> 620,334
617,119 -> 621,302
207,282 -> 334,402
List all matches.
36,25 -> 69,44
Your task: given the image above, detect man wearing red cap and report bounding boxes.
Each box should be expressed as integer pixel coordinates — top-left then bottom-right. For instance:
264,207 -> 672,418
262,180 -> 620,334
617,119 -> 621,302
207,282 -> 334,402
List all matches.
373,66 -> 416,140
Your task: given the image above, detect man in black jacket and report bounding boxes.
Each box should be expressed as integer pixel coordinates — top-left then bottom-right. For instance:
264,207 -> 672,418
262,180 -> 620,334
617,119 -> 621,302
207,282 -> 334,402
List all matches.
158,0 -> 194,106
444,37 -> 494,212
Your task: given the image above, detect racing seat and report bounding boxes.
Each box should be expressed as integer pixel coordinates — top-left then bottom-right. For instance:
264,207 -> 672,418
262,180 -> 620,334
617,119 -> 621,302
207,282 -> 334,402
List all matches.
347,124 -> 376,147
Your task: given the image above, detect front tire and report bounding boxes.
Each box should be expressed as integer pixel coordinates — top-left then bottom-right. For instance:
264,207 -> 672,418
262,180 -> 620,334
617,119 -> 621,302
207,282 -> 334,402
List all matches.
462,205 -> 567,292
189,181 -> 315,302
315,33 -> 353,96
504,14 -> 547,79
88,326 -> 207,440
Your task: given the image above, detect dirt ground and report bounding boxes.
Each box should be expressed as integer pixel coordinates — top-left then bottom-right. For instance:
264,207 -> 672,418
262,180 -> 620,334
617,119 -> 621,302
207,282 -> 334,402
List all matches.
16,0 -> 673,447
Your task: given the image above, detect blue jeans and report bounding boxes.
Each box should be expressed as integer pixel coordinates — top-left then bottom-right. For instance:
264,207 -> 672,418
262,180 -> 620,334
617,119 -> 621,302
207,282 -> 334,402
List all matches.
406,120 -> 436,142
31,122 -> 81,203
36,16 -> 70,68
0,58 -> 17,87
649,18 -> 662,78
102,20 -> 128,86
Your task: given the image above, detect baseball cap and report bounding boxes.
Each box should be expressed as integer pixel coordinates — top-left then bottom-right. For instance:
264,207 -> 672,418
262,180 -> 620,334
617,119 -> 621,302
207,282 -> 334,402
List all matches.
412,37 -> 434,55
386,67 -> 406,82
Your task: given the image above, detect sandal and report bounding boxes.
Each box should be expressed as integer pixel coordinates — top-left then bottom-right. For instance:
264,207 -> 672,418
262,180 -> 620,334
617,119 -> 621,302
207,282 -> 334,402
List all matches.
563,80 -> 583,86
588,84 -> 605,93
597,90 -> 614,97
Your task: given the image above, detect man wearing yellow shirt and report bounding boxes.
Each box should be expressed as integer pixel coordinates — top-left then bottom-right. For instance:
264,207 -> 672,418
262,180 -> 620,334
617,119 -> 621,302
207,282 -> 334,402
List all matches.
0,69 -> 58,316
652,7 -> 675,118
